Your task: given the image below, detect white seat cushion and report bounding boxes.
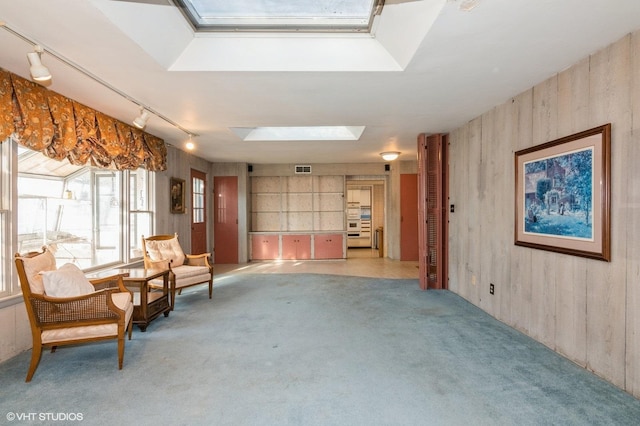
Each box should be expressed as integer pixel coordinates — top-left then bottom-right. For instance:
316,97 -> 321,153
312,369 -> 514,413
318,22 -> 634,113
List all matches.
40,291 -> 133,344
150,265 -> 211,289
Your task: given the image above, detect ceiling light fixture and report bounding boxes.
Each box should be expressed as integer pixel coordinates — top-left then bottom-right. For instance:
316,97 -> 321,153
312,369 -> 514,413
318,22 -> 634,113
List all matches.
380,151 -> 400,161
1,23 -> 197,138
132,108 -> 150,129
26,45 -> 51,82
185,135 -> 195,150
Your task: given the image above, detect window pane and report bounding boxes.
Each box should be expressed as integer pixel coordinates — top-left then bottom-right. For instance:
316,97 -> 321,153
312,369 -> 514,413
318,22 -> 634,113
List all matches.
18,150 -> 126,269
0,140 -> 9,296
192,175 -> 205,224
130,211 -> 152,258
0,212 -> 5,295
177,0 -> 376,32
95,173 -> 121,265
130,169 -> 149,210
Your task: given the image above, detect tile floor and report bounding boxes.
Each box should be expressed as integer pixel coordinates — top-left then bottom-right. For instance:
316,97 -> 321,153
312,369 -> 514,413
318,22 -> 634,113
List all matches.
214,249 -> 419,280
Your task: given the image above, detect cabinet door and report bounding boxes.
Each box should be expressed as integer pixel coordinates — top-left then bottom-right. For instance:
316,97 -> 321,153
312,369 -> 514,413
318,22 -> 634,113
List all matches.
251,235 -> 279,260
314,234 -> 344,259
282,235 -> 311,260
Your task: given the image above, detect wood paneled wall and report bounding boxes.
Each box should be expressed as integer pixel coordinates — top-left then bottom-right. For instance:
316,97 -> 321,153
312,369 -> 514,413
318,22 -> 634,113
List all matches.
448,31 -> 640,397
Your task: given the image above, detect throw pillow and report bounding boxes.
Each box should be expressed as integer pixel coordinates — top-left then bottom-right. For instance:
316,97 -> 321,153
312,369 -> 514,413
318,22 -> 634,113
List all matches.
19,249 -> 57,295
145,237 -> 185,266
40,263 -> 95,298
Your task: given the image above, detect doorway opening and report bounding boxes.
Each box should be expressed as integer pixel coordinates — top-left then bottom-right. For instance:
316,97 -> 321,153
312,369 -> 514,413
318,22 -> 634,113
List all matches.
345,178 -> 384,259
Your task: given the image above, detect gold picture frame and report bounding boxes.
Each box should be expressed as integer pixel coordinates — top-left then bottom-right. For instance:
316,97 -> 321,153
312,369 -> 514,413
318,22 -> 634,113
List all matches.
170,177 -> 186,214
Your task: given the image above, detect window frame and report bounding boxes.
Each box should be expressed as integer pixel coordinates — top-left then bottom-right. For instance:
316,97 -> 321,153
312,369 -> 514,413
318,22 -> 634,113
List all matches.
0,144 -> 156,304
174,0 -> 379,33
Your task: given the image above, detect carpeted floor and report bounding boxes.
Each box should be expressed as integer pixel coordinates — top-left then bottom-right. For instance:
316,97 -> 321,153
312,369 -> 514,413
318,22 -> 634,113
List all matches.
1,273 -> 639,425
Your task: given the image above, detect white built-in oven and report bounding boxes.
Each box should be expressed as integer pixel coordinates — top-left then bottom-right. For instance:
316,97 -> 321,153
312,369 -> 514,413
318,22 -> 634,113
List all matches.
347,219 -> 361,237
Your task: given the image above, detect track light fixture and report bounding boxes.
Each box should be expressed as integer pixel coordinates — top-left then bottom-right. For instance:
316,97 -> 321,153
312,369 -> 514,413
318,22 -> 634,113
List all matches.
3,23 -> 198,138
380,151 -> 400,161
185,134 -> 195,150
133,108 -> 150,129
26,45 -> 51,82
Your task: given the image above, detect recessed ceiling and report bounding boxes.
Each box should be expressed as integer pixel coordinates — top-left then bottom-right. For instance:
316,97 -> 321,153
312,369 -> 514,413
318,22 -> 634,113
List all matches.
1,0 -> 640,164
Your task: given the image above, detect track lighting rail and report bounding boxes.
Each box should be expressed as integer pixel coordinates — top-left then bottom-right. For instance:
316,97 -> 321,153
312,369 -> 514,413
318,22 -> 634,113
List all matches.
1,22 -> 198,138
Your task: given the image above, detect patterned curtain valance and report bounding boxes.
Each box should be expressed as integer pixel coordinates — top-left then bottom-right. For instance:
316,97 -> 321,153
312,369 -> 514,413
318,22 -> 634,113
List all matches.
0,68 -> 166,171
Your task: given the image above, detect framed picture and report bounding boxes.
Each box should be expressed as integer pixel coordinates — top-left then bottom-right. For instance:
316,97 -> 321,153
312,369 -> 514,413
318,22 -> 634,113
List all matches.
514,123 -> 611,261
170,177 -> 186,214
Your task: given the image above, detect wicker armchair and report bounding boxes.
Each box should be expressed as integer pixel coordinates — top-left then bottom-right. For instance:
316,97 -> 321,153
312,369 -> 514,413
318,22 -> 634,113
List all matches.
142,233 -> 213,310
14,248 -> 134,382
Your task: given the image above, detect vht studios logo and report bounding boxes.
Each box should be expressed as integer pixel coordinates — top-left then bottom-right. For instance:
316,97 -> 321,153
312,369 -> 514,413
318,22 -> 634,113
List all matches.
6,412 -> 84,421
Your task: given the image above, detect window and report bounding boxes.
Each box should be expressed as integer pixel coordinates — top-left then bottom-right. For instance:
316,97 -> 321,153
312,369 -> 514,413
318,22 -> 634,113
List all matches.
0,139 -> 10,297
17,148 -> 154,270
175,0 -> 378,32
193,175 -> 205,225
130,169 -> 153,259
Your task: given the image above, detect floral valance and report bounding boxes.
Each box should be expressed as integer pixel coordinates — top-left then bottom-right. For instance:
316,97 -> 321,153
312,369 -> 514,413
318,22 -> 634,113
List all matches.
0,68 -> 166,171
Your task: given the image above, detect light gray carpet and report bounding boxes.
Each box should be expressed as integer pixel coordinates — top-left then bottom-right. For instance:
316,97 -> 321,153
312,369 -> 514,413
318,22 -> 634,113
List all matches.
1,273 -> 639,425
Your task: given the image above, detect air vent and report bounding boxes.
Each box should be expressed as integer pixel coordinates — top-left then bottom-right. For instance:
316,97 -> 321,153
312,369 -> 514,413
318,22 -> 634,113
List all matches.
295,165 -> 312,174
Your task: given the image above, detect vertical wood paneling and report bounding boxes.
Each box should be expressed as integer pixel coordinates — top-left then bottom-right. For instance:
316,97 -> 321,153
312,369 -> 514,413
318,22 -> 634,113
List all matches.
554,58 -> 590,367
447,29 -> 640,396
447,126 -> 467,295
510,90 -> 534,333
586,36 -> 631,388
626,31 -> 640,399
493,101 -> 513,323
479,109 -> 496,311
530,77 -> 559,348
466,117 -> 482,306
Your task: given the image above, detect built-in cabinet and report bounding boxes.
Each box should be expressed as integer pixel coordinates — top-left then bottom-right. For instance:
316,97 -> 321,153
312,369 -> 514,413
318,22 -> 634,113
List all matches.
282,234 -> 311,260
250,175 -> 346,260
313,233 -> 344,259
251,234 -> 279,260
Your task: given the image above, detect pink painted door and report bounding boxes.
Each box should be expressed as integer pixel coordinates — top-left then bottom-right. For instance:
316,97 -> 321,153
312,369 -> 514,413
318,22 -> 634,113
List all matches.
400,174 -> 419,261
213,176 -> 238,264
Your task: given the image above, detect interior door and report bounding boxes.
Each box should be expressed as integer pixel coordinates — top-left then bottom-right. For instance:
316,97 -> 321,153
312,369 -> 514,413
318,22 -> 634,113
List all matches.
191,169 -> 207,254
418,133 -> 448,290
400,174 -> 419,261
213,176 -> 238,264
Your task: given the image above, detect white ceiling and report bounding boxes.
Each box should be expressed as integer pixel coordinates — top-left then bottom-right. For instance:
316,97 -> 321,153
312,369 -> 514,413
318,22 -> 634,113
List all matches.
2,0 -> 640,164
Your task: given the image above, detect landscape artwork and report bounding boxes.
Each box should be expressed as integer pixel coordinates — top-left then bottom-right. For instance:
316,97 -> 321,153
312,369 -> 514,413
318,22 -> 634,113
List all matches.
514,124 -> 610,261
523,147 -> 593,240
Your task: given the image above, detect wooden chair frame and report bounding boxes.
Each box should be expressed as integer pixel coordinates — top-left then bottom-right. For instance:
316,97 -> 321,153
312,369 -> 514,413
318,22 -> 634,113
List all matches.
14,248 -> 133,382
141,233 -> 213,310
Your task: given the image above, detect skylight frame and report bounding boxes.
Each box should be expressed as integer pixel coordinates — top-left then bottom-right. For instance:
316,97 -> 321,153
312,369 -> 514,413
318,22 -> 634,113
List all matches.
173,0 -> 381,33
231,126 -> 366,142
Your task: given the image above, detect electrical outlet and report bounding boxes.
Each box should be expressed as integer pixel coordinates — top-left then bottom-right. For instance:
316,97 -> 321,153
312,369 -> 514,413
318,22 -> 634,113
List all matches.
489,283 -> 495,295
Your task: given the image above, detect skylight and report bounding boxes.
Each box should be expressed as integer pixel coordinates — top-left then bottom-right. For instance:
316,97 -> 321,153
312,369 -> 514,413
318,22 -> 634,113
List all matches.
174,0 -> 379,32
231,126 -> 366,141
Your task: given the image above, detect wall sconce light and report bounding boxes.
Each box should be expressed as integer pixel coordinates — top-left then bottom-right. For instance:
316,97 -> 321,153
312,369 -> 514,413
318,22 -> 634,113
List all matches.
133,108 -> 150,129
380,151 -> 400,161
27,45 -> 51,82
